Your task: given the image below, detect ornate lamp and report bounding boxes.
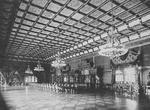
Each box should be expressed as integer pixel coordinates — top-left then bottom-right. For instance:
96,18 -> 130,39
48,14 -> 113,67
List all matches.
25,65 -> 33,74
98,1 -> 128,58
34,60 -> 44,72
98,28 -> 128,58
51,53 -> 66,68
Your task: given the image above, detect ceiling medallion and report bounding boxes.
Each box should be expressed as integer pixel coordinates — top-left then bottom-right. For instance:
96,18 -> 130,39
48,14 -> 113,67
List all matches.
25,65 -> 33,74
34,60 -> 44,72
98,27 -> 128,58
51,53 -> 66,68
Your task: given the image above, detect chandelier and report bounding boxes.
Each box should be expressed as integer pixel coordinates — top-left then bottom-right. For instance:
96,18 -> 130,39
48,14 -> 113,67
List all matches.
98,28 -> 128,58
34,60 -> 44,72
51,53 -> 66,68
98,1 -> 128,58
25,65 -> 33,74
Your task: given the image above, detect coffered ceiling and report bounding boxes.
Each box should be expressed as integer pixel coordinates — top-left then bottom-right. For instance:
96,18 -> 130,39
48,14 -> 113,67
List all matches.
1,0 -> 150,63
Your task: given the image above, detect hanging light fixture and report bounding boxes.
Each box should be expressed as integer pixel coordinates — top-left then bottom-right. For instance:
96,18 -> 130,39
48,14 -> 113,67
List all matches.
98,28 -> 128,58
51,53 -> 66,68
51,28 -> 66,68
98,1 -> 128,58
34,45 -> 44,72
34,60 -> 44,72
25,65 -> 33,74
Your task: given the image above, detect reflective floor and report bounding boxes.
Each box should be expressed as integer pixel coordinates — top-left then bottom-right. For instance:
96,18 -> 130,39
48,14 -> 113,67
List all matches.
1,87 -> 150,110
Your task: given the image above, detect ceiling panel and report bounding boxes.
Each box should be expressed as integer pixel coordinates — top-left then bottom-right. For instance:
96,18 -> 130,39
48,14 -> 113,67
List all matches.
0,0 -> 149,62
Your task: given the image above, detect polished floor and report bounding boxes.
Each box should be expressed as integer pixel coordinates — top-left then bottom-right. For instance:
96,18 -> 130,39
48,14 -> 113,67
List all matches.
1,87 -> 150,110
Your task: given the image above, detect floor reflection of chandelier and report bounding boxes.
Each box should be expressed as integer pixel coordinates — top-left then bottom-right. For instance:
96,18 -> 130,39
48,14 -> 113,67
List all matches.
98,28 -> 128,58
25,65 -> 33,74
51,54 -> 66,68
34,60 -> 44,72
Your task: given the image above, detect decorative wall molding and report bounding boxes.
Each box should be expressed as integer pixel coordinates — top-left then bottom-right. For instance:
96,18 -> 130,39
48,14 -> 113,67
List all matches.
125,36 -> 150,49
112,50 -> 140,65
